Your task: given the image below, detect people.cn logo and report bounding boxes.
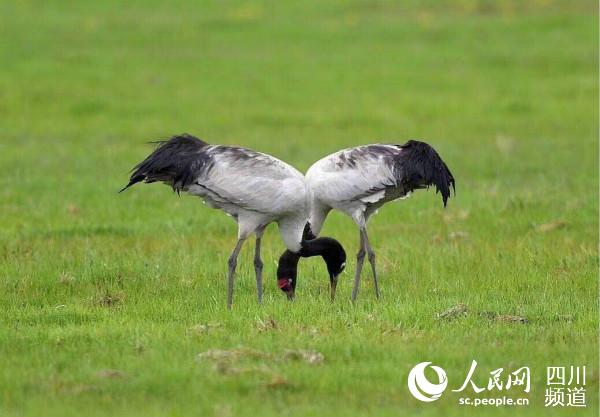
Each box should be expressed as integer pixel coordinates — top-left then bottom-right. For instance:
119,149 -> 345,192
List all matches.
407,362 -> 448,402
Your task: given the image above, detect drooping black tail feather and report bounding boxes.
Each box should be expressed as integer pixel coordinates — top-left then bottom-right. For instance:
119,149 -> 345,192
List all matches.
395,140 -> 455,206
120,133 -> 211,194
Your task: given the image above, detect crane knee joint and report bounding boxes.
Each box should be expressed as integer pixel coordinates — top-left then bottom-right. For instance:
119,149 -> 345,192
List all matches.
367,252 -> 376,262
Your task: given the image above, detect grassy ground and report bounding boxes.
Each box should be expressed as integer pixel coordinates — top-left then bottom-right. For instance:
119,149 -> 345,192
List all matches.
0,1 -> 597,416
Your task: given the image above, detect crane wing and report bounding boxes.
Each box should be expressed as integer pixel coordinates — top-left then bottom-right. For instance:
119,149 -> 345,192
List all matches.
306,142 -> 455,208
193,146 -> 307,215
122,134 -> 307,215
306,145 -> 401,207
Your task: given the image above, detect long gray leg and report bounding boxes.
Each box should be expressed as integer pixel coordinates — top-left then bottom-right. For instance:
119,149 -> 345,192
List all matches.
227,238 -> 245,310
363,229 -> 380,299
253,232 -> 264,304
351,228 -> 367,302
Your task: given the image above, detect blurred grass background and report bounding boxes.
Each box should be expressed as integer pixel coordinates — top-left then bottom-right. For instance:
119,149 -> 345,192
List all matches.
0,1 -> 597,416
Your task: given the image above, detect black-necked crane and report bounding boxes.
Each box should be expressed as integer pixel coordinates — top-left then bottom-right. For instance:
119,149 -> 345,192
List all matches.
121,134 -> 346,308
289,140 -> 455,301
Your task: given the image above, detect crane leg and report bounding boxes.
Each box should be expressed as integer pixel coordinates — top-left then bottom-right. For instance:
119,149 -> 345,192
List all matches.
254,233 -> 264,304
363,229 -> 380,299
351,229 -> 367,302
227,238 -> 246,310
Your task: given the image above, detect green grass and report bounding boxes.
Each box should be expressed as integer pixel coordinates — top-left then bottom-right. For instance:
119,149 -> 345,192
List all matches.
0,1 -> 597,416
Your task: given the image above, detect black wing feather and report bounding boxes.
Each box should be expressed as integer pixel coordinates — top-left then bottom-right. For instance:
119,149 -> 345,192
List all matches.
394,140 -> 455,206
120,134 -> 212,193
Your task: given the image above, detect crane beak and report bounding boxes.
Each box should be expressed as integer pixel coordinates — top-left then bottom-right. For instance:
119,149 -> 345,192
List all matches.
278,278 -> 295,300
330,276 -> 338,301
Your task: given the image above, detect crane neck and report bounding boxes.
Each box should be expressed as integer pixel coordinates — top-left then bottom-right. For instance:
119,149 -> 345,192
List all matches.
276,237 -> 346,297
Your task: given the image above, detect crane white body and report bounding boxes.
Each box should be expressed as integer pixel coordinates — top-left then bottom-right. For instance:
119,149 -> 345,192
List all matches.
185,145 -> 310,253
303,141 -> 455,300
306,144 -> 410,234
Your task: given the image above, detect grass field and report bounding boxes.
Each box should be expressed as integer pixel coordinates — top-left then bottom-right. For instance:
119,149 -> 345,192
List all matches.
0,1 -> 598,416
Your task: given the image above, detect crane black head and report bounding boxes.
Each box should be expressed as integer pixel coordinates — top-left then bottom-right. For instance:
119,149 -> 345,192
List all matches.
277,237 -> 346,301
316,237 -> 347,299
